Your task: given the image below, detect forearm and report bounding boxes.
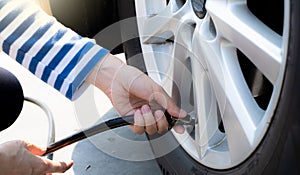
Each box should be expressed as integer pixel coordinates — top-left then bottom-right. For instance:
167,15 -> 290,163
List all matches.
0,0 -> 109,100
86,53 -> 125,95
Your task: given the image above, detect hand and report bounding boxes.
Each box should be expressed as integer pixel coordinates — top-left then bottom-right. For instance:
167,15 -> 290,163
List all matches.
0,140 -> 73,175
86,53 -> 187,135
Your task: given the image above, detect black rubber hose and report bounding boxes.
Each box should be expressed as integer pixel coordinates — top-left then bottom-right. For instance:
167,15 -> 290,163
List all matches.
43,115 -> 135,156
42,112 -> 179,156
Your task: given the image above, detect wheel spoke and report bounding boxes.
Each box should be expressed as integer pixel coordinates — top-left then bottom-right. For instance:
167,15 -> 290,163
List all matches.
142,5 -> 175,44
192,68 -> 219,158
172,13 -> 196,62
140,0 -> 194,44
170,6 -> 221,159
194,20 -> 265,161
134,0 -> 167,83
206,1 -> 282,84
188,24 -> 220,158
173,29 -> 194,114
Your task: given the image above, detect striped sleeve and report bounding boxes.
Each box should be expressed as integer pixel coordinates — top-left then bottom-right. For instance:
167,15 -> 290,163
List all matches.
0,0 -> 109,100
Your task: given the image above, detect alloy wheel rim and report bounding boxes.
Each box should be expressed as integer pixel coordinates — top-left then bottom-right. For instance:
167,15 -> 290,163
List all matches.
134,0 -> 290,169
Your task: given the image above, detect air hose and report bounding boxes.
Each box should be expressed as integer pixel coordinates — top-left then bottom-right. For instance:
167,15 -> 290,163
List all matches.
42,113 -> 194,156
42,115 -> 134,156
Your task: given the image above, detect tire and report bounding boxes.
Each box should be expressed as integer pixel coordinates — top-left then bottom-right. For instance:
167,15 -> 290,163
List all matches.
120,0 -> 300,174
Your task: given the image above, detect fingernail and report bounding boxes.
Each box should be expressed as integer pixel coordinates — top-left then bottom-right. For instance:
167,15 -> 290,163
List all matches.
174,125 -> 185,134
154,110 -> 163,121
135,110 -> 143,123
142,105 -> 151,113
135,109 -> 142,115
179,109 -> 188,118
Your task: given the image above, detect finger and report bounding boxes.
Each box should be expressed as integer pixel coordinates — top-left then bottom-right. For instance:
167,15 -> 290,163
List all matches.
129,109 -> 145,135
24,141 -> 46,156
173,125 -> 185,134
153,87 -> 187,119
141,105 -> 157,135
43,159 -> 73,173
154,110 -> 168,134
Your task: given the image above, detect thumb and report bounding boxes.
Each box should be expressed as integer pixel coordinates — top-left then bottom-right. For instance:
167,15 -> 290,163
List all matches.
154,87 -> 187,119
166,100 -> 187,119
24,141 -> 46,156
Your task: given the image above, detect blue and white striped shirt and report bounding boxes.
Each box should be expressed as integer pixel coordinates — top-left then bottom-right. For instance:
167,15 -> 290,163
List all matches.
0,0 -> 109,100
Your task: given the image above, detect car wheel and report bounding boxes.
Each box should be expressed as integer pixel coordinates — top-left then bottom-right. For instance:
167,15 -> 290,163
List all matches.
119,0 -> 300,174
